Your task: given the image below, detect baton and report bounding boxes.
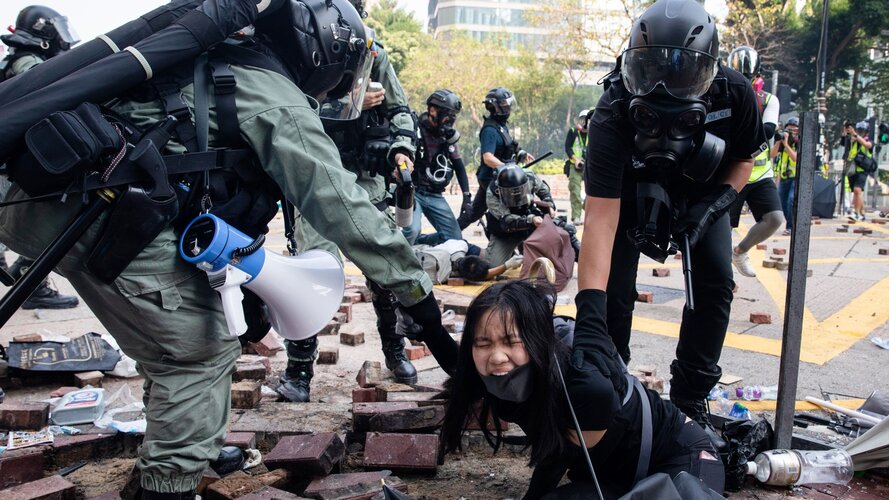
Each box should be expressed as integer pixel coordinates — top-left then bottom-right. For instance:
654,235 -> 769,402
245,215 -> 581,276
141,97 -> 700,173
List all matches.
522,151 -> 553,170
681,234 -> 695,311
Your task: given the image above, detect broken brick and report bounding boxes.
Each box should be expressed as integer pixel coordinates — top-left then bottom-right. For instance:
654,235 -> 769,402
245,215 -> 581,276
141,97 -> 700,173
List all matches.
340,331 -> 364,346
363,433 -> 440,471
353,402 -> 419,432
813,220 -> 822,225
356,361 -> 382,388
338,303 -> 353,323
404,345 -> 427,360
197,468 -> 221,496
0,448 -> 44,489
247,334 -> 283,357
343,292 -> 362,303
853,228 -> 873,235
303,471 -> 407,500
205,470 -> 289,500
770,256 -> 784,262
233,363 -> 267,382
636,291 -> 653,303
52,433 -> 118,467
74,371 -> 104,388
750,312 -> 772,324
231,381 -> 262,409
0,402 -> 50,430
374,383 -> 414,402
49,387 -> 79,398
762,260 -> 777,269
836,227 -> 849,233
12,334 -> 42,343
776,262 -> 790,271
352,388 -> 378,403
755,244 -> 767,250
772,248 -> 787,255
651,268 -> 670,277
317,347 -> 339,365
318,321 -> 340,336
369,405 -> 445,432
0,475 -> 75,500
807,269 -> 814,277
224,432 -> 257,450
880,248 -> 888,255
239,486 -> 306,500
264,433 -> 345,476
333,312 -> 349,324
447,277 -> 465,286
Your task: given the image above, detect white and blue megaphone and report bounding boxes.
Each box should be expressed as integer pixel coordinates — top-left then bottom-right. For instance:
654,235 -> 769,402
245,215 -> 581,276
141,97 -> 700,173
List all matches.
179,213 -> 345,340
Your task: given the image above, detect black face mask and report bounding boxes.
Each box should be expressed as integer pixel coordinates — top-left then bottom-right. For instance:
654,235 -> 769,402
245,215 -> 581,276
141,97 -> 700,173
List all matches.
628,95 -> 725,183
480,363 -> 534,403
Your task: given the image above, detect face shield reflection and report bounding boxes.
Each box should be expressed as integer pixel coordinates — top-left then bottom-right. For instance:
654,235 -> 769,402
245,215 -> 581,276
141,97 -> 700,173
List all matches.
51,16 -> 80,47
319,39 -> 374,121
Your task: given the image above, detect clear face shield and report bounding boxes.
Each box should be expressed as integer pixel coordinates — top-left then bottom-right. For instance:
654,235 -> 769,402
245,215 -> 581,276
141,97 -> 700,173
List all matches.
621,46 -> 717,100
42,15 -> 80,50
319,30 -> 374,121
499,182 -> 532,208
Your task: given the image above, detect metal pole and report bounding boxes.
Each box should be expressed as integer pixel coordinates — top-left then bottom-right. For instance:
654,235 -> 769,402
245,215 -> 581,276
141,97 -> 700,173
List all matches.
774,111 -> 818,448
771,70 -> 779,96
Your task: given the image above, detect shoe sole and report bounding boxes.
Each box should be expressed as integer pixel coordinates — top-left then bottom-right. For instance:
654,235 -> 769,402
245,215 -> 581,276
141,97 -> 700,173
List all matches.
21,301 -> 80,310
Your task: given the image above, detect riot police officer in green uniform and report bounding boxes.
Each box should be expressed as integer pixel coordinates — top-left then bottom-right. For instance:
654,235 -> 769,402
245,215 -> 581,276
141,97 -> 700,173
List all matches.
0,5 -> 81,309
0,1 -> 456,496
280,0 -> 434,402
484,164 -> 555,266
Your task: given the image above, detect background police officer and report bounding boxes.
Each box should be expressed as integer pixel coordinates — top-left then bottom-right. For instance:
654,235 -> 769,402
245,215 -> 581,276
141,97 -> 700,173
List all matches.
0,5 -> 80,310
404,89 -> 471,246
726,46 -> 785,277
0,0 -> 455,496
564,109 -> 589,224
457,87 -> 532,229
577,0 -> 767,448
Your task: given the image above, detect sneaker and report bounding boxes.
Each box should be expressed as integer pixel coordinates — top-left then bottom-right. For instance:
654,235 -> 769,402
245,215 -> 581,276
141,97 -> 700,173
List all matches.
782,229 -> 792,236
21,282 -> 80,310
731,249 -> 756,277
860,212 -> 867,222
671,397 -> 728,453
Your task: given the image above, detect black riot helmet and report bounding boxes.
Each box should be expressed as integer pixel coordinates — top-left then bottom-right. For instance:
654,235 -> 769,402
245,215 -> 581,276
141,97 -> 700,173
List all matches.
427,88 -> 462,131
494,162 -> 532,209
485,87 -> 515,119
255,0 -> 372,115
727,46 -> 760,80
1,5 -> 79,56
621,0 -> 719,100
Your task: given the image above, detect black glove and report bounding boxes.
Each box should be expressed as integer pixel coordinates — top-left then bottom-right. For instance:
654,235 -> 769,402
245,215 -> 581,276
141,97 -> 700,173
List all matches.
396,292 -> 458,373
674,184 -> 738,248
460,193 -> 472,218
364,139 -> 390,177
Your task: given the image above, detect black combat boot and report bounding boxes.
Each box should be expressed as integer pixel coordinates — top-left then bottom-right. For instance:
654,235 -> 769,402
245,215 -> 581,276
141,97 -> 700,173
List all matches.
381,337 -> 417,384
671,396 -> 729,453
210,446 -> 245,475
278,336 -> 317,403
9,257 -> 79,309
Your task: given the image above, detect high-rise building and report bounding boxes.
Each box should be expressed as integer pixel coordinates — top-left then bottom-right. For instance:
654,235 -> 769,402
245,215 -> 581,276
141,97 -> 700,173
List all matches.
427,0 -> 549,51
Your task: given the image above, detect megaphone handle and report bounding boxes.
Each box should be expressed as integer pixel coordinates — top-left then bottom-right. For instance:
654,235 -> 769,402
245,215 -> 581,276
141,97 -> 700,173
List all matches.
219,284 -> 248,336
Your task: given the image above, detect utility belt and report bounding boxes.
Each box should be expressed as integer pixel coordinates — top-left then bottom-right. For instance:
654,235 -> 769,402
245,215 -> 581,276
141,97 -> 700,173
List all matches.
3,101 -> 271,284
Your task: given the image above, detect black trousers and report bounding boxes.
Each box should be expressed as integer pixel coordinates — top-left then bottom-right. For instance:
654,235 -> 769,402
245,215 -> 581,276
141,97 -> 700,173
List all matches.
607,197 -> 734,401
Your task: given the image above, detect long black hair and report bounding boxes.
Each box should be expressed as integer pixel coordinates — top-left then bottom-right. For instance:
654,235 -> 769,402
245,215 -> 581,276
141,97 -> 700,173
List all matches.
440,280 -> 571,467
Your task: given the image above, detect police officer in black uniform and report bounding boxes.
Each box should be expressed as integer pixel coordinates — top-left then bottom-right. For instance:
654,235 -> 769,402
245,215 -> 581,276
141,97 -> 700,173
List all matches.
457,87 -> 531,229
577,0 -> 767,448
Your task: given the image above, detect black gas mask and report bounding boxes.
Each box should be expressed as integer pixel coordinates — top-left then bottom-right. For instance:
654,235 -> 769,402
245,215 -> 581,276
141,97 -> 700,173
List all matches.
628,95 -> 725,183
629,165 -> 678,263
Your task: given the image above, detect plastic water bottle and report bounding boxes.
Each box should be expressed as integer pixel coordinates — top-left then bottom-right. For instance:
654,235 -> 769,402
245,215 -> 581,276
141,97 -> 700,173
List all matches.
736,385 -> 763,401
708,386 -> 729,401
748,449 -> 853,486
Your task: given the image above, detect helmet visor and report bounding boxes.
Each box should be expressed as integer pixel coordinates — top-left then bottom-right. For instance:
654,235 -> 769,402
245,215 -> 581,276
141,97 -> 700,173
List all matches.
319,42 -> 373,121
499,182 -> 531,208
51,16 -> 80,46
621,47 -> 717,100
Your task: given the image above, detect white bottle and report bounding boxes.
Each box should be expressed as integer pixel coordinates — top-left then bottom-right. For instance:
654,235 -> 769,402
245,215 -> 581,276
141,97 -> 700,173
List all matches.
747,449 -> 853,486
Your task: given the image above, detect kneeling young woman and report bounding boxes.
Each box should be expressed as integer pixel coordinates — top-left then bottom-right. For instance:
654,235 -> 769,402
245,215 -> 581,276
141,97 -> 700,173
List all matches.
440,281 -> 724,499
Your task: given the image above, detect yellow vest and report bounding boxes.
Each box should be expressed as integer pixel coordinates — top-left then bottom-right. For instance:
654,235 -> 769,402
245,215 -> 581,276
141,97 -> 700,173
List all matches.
749,94 -> 773,182
847,140 -> 873,173
776,148 -> 797,180
572,129 -> 587,159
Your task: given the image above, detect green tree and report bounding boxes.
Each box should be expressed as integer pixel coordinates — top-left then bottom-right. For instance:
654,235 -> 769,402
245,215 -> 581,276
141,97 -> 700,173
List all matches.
366,0 -> 427,74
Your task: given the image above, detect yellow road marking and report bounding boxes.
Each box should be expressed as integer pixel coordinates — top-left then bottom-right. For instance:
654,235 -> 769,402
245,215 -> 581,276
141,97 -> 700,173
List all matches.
742,398 -> 865,412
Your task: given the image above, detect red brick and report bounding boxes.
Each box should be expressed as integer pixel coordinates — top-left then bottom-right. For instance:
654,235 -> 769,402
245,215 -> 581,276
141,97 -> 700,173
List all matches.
776,262 -> 790,271
750,312 -> 772,324
73,371 -> 104,388
224,432 -> 257,450
356,361 -> 382,388
197,468 -> 220,496
303,471 -> 407,500
343,292 -> 362,303
231,381 -> 262,409
363,433 -> 439,471
205,470 -> 290,500
0,475 -> 75,500
837,227 -> 849,233
374,383 -> 414,402
853,228 -> 873,235
879,248 -> 888,255
247,334 -> 283,357
755,244 -> 768,250
813,220 -> 822,225
49,387 -> 79,398
404,345 -> 427,360
318,321 -> 340,336
651,268 -> 670,277
447,277 -> 465,286
233,363 -> 267,382
772,248 -> 787,255
52,433 -> 119,467
636,291 -> 653,303
338,303 -> 352,323
352,388 -> 378,403
762,260 -> 776,268
12,334 -> 42,343
0,448 -> 44,489
353,402 -> 418,432
770,256 -> 784,262
263,433 -> 345,476
340,331 -> 365,346
239,486 -> 307,500
368,405 -> 445,432
317,346 -> 339,365
333,312 -> 349,324
0,402 -> 49,430
874,219 -> 887,225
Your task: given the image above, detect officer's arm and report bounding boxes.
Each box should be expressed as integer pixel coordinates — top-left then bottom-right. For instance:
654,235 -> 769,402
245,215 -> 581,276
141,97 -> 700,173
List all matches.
535,177 -> 555,210
482,152 -> 503,169
487,189 -> 533,232
376,47 -> 417,165
722,158 -> 755,192
578,196 -> 619,291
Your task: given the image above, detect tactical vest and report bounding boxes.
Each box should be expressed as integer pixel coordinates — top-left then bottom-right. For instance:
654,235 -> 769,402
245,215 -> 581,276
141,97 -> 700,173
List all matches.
480,117 -> 518,167
0,50 -> 44,82
322,104 -> 390,175
415,119 -> 456,193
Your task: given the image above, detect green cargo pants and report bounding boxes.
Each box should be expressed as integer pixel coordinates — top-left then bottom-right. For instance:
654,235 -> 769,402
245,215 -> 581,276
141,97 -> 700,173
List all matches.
568,164 -> 584,222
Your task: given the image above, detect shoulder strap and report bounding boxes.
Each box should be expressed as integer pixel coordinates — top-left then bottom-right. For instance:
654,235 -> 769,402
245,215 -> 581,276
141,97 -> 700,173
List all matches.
632,376 -> 653,484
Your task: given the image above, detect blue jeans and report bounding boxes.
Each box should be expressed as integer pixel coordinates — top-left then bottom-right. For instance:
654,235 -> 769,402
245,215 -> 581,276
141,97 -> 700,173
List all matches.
402,189 -> 462,245
778,178 -> 795,230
